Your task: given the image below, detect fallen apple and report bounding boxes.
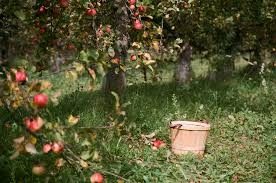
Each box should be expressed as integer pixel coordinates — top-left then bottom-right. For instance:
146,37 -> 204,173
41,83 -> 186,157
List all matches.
90,172 -> 104,183
152,139 -> 166,150
32,164 -> 46,175
43,143 -> 52,153
52,142 -> 64,153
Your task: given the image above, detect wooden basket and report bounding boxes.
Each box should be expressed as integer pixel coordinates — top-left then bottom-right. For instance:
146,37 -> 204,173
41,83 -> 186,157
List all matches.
170,121 -> 210,155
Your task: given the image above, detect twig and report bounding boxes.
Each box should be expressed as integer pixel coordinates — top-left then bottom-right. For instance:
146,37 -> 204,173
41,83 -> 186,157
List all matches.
65,147 -> 130,182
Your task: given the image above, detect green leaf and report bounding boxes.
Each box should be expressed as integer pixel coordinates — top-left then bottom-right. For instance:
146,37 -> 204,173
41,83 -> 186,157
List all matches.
14,10 -> 26,21
148,65 -> 154,72
79,50 -> 89,62
88,49 -> 99,61
108,47 -> 115,58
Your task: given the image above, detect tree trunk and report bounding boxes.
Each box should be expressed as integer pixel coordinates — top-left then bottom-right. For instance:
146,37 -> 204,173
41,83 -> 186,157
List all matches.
50,52 -> 62,73
102,0 -> 129,95
102,69 -> 126,96
243,45 -> 266,75
175,43 -> 193,83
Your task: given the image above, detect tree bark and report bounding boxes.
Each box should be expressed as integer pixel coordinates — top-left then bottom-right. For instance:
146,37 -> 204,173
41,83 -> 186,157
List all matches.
102,0 -> 129,96
175,43 -> 193,83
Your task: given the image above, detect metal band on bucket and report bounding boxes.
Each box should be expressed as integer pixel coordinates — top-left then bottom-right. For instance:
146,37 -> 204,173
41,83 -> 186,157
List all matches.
171,145 -> 205,151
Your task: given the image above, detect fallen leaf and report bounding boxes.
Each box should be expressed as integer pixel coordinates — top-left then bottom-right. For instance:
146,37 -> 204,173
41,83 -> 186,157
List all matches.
73,62 -> 84,73
152,41 -> 160,52
142,132 -> 156,139
55,158 -> 65,168
68,115 -> 80,126
13,136 -> 25,144
81,139 -> 91,146
80,150 -> 92,160
65,70 -> 78,80
132,42 -> 141,48
88,68 -> 96,80
79,160 -> 89,168
40,80 -> 52,90
92,151 -> 101,161
74,133 -> 80,143
25,143 -> 38,154
51,91 -> 62,105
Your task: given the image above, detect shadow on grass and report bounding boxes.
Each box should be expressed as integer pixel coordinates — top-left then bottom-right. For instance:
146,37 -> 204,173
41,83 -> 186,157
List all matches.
45,74 -> 274,129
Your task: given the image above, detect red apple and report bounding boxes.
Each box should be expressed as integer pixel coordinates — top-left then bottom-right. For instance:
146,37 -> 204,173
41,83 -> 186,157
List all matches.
138,5 -> 145,13
24,117 -> 44,132
53,6 -> 61,16
52,142 -> 64,153
111,58 -> 120,64
32,165 -> 46,175
59,0 -> 69,8
67,43 -> 75,50
134,12 -> 139,17
105,25 -> 111,33
152,139 -> 166,149
39,6 -> 46,13
133,20 -> 143,30
33,93 -> 48,108
24,118 -> 32,129
43,143 -> 52,153
90,172 -> 104,183
31,37 -> 39,45
29,121 -> 40,132
96,28 -> 103,37
130,55 -> 137,61
35,21 -> 40,28
128,0 -> 136,5
86,8 -> 97,16
15,70 -> 27,83
39,27 -> 46,33
130,5 -> 135,10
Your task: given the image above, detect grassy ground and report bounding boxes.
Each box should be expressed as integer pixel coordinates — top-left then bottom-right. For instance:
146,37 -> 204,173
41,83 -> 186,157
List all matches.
0,61 -> 275,182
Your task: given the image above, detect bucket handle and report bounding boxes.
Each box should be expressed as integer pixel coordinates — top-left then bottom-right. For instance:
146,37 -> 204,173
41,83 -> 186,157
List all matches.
170,122 -> 182,143
170,123 -> 183,129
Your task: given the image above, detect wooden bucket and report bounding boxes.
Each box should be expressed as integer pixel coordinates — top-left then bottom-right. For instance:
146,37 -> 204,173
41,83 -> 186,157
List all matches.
170,121 -> 210,155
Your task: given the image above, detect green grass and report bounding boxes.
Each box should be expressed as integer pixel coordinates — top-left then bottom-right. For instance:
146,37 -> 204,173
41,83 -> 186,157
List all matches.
0,63 -> 275,182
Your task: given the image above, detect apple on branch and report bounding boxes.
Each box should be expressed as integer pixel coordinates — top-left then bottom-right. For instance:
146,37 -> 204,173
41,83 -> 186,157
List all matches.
15,70 -> 27,83
130,55 -> 137,61
24,117 -> 44,133
33,93 -> 48,108
59,0 -> 69,8
128,0 -> 136,5
86,8 -> 97,16
133,20 -> 143,30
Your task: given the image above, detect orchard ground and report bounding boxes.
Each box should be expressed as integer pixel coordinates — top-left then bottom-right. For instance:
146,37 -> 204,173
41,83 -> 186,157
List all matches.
0,60 -> 275,182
